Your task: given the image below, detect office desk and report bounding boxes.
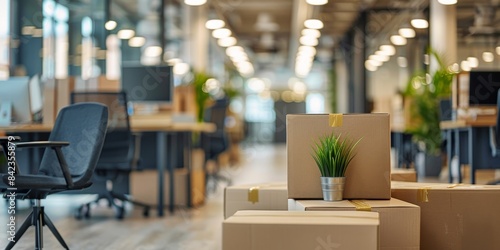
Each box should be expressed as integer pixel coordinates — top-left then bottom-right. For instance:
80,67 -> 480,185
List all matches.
0,119 -> 216,217
441,117 -> 499,184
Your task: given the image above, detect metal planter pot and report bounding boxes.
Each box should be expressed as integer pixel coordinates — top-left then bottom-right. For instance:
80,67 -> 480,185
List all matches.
320,176 -> 345,201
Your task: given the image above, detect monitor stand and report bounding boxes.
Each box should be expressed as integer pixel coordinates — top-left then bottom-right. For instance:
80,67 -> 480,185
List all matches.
130,103 -> 160,115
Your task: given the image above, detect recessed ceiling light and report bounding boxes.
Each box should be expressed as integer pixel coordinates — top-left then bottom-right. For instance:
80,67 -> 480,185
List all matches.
128,36 -> 145,47
218,37 -> 237,47
390,35 -> 407,46
299,36 -> 318,46
212,28 -> 232,39
117,29 -> 135,39
105,20 -> 117,30
205,19 -> 225,30
411,18 -> 428,29
467,57 -> 479,68
184,0 -> 206,6
398,27 -> 415,38
438,0 -> 457,5
304,19 -> 324,29
144,46 -> 162,57
306,0 -> 328,5
301,29 -> 321,38
379,45 -> 396,56
483,52 -> 494,62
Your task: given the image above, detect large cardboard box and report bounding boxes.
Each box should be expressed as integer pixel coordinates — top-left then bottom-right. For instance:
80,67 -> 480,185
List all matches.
391,181 -> 500,250
391,169 -> 417,182
287,114 -> 391,199
223,210 -> 379,250
224,183 -> 287,219
130,169 -> 205,207
289,198 -> 420,250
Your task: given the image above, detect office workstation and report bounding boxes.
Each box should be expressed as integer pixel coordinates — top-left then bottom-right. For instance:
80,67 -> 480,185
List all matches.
4,0 -> 500,249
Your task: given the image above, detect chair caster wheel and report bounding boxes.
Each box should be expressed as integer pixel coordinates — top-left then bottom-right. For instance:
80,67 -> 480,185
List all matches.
116,206 -> 125,220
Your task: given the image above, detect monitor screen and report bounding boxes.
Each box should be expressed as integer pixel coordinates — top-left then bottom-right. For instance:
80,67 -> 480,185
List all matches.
120,65 -> 173,105
468,71 -> 500,106
0,77 -> 32,123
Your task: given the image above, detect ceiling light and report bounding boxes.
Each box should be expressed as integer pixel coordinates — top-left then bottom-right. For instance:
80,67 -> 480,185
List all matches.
398,27 -> 415,38
306,0 -> 328,5
438,0 -> 457,5
379,45 -> 396,56
184,0 -> 206,6
301,29 -> 321,38
173,62 -> 190,75
366,59 -> 382,67
205,19 -> 225,30
370,54 -> 389,62
144,46 -> 162,57
390,35 -> 407,46
411,16 -> 428,29
212,28 -> 232,39
298,46 -> 317,55
461,60 -> 471,71
467,57 -> 479,68
496,46 -> 500,55
128,36 -> 145,47
117,29 -> 135,39
483,52 -> 494,62
226,46 -> 244,57
299,36 -> 318,46
218,37 -> 237,47
365,61 -> 378,72
304,19 -> 324,29
105,20 -> 117,30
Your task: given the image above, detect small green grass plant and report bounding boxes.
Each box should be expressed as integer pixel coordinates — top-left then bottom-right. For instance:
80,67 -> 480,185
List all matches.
311,133 -> 361,177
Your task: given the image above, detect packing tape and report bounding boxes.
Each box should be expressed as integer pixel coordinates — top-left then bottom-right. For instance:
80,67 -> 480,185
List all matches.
349,200 -> 371,211
248,186 -> 259,204
329,114 -> 343,127
417,187 -> 431,202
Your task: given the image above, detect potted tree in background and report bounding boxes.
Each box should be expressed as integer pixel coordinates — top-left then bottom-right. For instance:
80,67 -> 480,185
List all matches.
311,133 -> 361,201
404,49 -> 456,177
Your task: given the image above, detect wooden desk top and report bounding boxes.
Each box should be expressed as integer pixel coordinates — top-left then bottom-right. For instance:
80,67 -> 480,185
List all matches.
440,116 -> 496,129
0,120 -> 216,134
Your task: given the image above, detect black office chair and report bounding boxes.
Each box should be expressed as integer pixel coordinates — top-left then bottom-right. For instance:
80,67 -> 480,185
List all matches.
0,103 -> 108,250
201,98 -> 231,192
71,92 -> 150,219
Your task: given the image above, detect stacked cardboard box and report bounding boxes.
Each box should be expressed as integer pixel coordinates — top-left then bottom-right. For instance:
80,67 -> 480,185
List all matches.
289,198 -> 420,249
223,210 -> 380,250
391,168 -> 417,182
224,183 -> 287,218
392,181 -> 500,250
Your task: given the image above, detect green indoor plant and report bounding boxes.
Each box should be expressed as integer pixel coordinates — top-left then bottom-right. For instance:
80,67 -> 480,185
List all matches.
311,133 -> 361,201
404,49 -> 455,176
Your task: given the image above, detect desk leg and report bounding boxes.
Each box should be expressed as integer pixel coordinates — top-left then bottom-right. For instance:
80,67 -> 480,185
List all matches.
156,132 -> 166,217
468,127 -> 476,184
455,129 -> 462,183
169,133 -> 176,214
185,132 -> 192,208
447,129 -> 453,183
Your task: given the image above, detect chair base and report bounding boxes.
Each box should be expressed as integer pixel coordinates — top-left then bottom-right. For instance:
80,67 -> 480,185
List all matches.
6,200 -> 69,250
76,191 -> 150,219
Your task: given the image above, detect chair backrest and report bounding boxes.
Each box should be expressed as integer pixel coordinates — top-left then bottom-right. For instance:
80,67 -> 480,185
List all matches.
38,103 -> 108,186
204,98 -> 230,131
70,92 -> 133,165
202,98 -> 230,158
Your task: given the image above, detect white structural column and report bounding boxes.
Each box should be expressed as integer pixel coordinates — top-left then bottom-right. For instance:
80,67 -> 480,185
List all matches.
430,0 -> 457,70
184,5 -> 209,72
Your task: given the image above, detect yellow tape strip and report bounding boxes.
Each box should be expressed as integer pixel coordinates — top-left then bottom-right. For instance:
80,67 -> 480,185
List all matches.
417,187 -> 430,202
349,200 -> 371,211
328,114 -> 343,127
248,186 -> 259,204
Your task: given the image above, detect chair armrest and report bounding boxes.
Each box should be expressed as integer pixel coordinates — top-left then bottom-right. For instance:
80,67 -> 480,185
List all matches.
13,141 -> 73,188
15,141 -> 69,148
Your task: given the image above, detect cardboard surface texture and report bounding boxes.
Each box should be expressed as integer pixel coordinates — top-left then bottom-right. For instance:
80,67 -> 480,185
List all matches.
391,181 -> 500,250
391,169 -> 417,182
223,210 -> 379,250
224,183 -> 287,219
287,114 -> 391,199
289,198 -> 420,250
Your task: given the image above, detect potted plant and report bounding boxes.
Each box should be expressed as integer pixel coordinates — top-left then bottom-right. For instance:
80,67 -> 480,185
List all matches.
311,133 -> 361,201
404,49 -> 455,177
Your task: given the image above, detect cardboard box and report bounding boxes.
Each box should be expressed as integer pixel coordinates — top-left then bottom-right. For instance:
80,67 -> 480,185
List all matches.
223,210 -> 379,250
130,169 -> 205,207
287,114 -> 391,199
289,198 -> 420,250
391,181 -> 500,250
391,169 -> 417,182
224,183 -> 287,219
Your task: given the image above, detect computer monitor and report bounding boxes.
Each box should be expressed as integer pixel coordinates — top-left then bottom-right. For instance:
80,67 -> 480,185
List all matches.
0,77 -> 32,124
120,65 -> 173,112
468,71 -> 500,106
